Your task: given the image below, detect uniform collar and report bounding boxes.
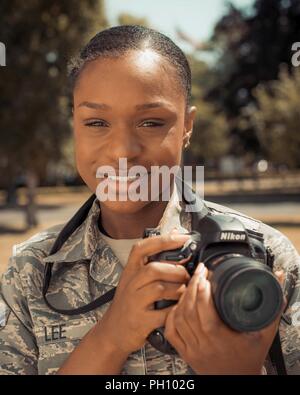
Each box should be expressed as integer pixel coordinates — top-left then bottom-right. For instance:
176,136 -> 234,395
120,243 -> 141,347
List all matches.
43,186 -> 192,287
43,199 -> 101,264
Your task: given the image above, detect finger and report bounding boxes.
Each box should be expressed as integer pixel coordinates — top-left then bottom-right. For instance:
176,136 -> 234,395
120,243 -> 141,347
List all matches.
195,271 -> 221,329
175,263 -> 207,343
158,255 -> 192,266
128,234 -> 191,268
138,281 -> 187,307
272,270 -> 288,313
176,263 -> 206,319
191,262 -> 207,288
147,304 -> 180,330
274,270 -> 285,288
135,261 -> 190,289
164,305 -> 186,353
173,307 -> 199,350
171,227 -> 179,234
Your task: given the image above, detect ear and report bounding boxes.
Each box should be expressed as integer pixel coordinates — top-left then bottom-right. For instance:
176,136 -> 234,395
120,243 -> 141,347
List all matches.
183,106 -> 197,147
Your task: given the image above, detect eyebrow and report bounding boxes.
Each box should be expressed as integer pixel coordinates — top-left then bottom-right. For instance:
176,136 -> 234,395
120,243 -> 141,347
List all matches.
135,102 -> 168,111
77,101 -> 170,111
77,101 -> 110,110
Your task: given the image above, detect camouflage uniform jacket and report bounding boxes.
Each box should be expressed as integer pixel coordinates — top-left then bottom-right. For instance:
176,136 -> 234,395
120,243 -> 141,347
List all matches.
0,193 -> 300,375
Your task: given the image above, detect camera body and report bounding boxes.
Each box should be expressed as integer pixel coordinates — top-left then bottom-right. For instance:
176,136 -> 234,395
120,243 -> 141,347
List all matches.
144,214 -> 283,355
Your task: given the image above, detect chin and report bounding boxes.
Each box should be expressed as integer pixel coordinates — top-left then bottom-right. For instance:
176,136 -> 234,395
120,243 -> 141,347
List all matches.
99,199 -> 152,215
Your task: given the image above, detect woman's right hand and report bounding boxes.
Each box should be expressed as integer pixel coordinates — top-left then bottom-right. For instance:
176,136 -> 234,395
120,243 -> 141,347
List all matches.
97,232 -> 191,356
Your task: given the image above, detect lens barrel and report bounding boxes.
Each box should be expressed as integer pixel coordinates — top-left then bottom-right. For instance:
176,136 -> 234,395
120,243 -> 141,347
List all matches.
210,255 -> 283,332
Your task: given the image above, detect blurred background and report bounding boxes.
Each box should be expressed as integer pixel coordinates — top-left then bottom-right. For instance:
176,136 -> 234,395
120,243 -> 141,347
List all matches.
0,0 -> 300,273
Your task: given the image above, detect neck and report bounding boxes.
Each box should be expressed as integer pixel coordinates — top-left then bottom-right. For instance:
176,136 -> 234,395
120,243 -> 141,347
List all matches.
99,199 -> 169,239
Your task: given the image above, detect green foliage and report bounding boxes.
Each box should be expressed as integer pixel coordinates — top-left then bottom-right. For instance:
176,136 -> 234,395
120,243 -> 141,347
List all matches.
0,0 -> 107,185
190,99 -> 229,162
242,67 -> 300,168
207,0 -> 300,162
117,13 -> 149,27
187,55 -> 229,163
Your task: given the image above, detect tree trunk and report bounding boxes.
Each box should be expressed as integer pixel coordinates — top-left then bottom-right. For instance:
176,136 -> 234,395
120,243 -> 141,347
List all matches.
24,170 -> 39,229
5,180 -> 18,206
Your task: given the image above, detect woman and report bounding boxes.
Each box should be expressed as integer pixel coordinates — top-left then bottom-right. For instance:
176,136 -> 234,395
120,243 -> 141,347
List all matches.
0,25 -> 299,375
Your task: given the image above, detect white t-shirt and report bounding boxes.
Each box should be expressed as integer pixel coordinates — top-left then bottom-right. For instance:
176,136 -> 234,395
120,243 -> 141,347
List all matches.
99,232 -> 141,267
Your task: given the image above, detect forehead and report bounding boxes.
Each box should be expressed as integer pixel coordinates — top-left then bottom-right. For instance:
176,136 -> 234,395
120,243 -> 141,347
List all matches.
73,49 -> 184,105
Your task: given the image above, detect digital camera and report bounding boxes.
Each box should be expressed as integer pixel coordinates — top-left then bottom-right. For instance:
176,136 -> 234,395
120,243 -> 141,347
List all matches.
144,214 -> 283,355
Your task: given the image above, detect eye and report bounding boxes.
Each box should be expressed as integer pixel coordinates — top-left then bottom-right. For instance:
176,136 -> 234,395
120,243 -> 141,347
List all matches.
84,119 -> 108,128
140,120 -> 165,128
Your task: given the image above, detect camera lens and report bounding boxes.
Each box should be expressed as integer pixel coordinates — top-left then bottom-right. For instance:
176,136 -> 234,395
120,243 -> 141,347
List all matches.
240,284 -> 263,312
211,256 -> 283,332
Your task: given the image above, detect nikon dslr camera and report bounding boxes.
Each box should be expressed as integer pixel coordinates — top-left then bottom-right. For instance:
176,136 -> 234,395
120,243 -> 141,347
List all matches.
144,213 -> 283,355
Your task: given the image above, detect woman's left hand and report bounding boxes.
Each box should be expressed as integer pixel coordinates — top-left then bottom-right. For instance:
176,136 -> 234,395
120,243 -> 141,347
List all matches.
164,263 -> 286,375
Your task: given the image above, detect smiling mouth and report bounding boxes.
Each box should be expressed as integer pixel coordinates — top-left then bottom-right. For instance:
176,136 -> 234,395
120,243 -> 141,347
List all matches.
106,175 -> 140,182
98,172 -> 150,182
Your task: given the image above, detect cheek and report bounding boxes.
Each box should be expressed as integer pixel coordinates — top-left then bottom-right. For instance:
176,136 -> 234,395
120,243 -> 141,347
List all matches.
75,137 -> 91,169
74,133 -> 99,190
156,126 -> 184,164
74,125 -> 99,166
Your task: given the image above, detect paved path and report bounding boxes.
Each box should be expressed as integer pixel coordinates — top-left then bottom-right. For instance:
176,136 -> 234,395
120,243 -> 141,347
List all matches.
1,201 -> 300,229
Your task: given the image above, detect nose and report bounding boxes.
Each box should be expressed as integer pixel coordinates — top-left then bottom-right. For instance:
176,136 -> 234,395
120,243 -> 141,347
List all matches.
108,128 -> 142,162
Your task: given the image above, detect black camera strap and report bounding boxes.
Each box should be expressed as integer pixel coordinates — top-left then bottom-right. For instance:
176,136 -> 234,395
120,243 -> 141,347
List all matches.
269,331 -> 287,375
42,193 -> 117,316
264,247 -> 287,375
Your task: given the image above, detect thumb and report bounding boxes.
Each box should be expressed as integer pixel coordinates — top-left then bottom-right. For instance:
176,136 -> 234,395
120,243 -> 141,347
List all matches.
170,227 -> 179,234
274,270 -> 287,312
274,270 -> 285,287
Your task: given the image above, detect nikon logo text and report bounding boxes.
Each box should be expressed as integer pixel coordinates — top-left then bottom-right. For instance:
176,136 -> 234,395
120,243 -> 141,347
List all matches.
220,232 -> 246,241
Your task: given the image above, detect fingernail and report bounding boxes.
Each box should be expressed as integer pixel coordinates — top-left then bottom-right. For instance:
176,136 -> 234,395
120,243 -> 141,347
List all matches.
275,270 -> 285,282
199,263 -> 206,278
195,262 -> 206,277
275,270 -> 284,276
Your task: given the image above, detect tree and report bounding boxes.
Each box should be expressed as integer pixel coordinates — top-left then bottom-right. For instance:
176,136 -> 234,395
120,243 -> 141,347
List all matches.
240,66 -> 300,168
186,55 -> 229,167
205,0 -> 300,163
117,13 -> 149,27
0,0 -> 107,227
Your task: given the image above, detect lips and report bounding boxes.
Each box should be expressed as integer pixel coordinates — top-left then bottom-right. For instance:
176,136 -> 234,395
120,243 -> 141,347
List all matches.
98,171 -> 150,181
106,175 -> 141,182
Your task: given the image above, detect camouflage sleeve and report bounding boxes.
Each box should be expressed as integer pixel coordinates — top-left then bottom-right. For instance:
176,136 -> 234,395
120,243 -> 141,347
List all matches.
259,223 -> 300,375
0,256 -> 38,375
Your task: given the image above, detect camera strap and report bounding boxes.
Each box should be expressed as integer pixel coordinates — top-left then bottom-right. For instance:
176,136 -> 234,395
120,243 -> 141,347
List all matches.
42,193 -> 118,316
269,331 -> 287,375
264,247 -> 287,375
